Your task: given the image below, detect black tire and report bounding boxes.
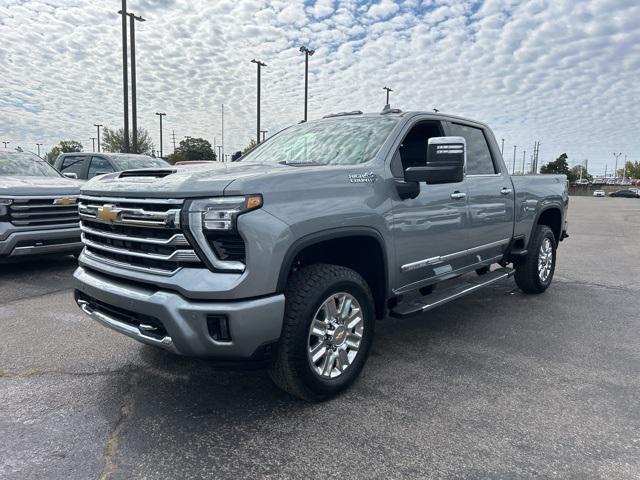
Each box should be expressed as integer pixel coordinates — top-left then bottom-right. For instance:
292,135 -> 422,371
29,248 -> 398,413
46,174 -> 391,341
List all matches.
514,225 -> 556,294
268,264 -> 375,401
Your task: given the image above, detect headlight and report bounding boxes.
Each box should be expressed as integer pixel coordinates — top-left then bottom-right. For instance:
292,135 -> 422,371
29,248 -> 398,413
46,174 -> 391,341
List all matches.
189,195 -> 262,231
0,198 -> 12,220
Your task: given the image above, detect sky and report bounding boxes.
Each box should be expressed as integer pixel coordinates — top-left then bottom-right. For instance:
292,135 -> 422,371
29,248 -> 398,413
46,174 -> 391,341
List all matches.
0,0 -> 639,174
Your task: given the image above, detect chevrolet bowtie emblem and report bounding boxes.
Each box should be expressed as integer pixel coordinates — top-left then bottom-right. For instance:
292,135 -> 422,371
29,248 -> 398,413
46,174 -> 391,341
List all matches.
97,205 -> 121,223
53,197 -> 77,206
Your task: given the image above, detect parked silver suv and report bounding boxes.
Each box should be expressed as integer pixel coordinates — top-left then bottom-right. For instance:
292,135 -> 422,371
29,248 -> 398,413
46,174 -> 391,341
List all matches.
1,149 -> 82,259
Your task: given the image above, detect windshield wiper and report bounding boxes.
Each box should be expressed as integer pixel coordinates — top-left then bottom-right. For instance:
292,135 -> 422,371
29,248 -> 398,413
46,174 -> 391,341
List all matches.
278,161 -> 325,167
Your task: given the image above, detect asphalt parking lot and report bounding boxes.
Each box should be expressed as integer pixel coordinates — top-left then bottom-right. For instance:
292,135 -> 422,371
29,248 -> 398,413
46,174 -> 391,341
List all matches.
1,196 -> 639,480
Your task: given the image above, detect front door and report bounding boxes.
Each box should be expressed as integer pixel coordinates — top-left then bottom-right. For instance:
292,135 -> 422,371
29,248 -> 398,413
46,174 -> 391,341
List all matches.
389,120 -> 473,293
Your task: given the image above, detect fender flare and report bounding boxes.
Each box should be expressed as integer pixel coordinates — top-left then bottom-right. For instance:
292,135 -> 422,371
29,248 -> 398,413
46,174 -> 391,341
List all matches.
529,205 -> 564,246
276,226 -> 390,296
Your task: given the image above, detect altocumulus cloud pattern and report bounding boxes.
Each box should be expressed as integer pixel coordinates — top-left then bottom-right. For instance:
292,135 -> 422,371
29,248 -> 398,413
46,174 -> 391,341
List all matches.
0,0 -> 638,171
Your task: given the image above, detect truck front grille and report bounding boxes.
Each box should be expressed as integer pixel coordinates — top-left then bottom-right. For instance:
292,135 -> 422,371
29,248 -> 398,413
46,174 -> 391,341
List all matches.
78,195 -> 202,275
8,196 -> 79,227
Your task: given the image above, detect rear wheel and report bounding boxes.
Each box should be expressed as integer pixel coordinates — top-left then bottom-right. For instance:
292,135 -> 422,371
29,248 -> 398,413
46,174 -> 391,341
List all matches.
268,264 -> 375,401
514,225 -> 556,294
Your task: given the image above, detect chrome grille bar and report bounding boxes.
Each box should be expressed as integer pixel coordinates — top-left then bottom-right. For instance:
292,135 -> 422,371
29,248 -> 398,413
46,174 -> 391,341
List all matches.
81,234 -> 200,262
80,222 -> 190,247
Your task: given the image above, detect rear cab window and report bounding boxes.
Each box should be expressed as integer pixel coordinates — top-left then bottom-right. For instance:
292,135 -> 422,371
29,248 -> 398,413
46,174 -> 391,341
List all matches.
88,156 -> 115,179
60,155 -> 88,178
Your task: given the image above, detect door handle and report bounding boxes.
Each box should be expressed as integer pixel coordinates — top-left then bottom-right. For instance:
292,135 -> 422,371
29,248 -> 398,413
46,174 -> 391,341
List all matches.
450,192 -> 467,200
500,187 -> 513,195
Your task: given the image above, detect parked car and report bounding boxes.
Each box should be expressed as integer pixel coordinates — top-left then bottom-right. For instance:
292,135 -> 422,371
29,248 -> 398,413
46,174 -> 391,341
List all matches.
54,152 -> 168,180
609,189 -> 640,198
1,149 -> 82,260
575,179 -> 589,186
593,190 -> 606,197
73,110 -> 569,400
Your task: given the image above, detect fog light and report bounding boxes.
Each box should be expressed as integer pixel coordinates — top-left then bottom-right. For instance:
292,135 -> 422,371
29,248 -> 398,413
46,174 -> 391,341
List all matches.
207,315 -> 231,342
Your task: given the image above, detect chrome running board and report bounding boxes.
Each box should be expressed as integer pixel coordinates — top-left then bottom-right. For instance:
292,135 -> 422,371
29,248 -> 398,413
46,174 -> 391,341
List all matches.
390,267 -> 515,319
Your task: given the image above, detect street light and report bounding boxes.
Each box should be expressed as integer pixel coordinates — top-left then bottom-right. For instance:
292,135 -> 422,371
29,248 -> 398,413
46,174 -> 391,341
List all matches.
90,138 -> 96,152
512,145 -> 517,175
118,1 -> 130,152
383,86 -> 392,106
93,124 -> 103,152
36,143 -> 43,156
501,138 -> 505,156
126,12 -> 146,152
613,152 -> 622,179
260,130 -> 268,142
251,59 -> 267,144
2,141 -> 9,148
299,46 -> 314,122
155,112 -> 166,158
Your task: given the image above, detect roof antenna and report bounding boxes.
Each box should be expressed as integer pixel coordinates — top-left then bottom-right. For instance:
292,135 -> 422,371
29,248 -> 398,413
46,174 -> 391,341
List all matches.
433,107 -> 439,113
382,86 -> 393,110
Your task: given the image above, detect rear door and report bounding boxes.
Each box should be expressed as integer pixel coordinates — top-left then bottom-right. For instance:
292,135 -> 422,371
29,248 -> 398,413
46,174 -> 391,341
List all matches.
445,121 -> 514,261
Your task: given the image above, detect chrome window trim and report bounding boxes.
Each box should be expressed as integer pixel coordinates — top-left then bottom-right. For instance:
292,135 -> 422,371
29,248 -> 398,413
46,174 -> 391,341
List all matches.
401,238 -> 510,272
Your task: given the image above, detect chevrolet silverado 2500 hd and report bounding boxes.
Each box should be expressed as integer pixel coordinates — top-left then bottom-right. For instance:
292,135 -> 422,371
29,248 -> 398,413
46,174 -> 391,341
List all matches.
73,110 -> 568,400
1,149 -> 82,260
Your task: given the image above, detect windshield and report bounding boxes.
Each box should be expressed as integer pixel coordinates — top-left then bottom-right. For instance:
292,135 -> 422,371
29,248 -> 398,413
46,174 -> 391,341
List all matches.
0,151 -> 61,177
112,155 -> 168,170
241,117 -> 398,165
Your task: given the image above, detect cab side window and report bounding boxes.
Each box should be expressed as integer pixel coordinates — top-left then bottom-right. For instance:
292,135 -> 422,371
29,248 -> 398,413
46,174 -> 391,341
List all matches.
448,123 -> 496,175
60,156 -> 87,178
88,156 -> 115,179
391,121 -> 444,177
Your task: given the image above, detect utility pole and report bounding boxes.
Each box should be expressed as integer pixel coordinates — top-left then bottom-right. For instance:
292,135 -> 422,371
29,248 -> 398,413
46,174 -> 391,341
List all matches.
383,86 -> 392,106
155,112 -> 166,158
260,130 -> 267,142
90,138 -> 96,152
171,130 -> 177,154
94,124 -> 103,152
119,0 -> 130,153
623,154 -> 627,180
251,59 -> 267,144
299,46 -> 315,121
217,145 -> 223,162
512,145 -> 517,175
500,138 -> 505,156
221,103 -> 224,162
36,143 -> 43,156
125,11 -> 146,152
2,141 -> 9,148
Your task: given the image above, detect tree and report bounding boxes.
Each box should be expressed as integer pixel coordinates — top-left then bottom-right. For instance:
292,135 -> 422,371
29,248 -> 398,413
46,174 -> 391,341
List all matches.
47,140 -> 83,163
540,153 -> 570,179
231,150 -> 242,161
102,126 -> 153,154
174,137 -> 216,161
617,161 -> 640,179
241,139 -> 257,155
569,165 -> 592,183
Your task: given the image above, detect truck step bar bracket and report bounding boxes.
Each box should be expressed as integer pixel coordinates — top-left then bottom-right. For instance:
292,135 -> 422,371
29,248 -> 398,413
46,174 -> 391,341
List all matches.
389,267 -> 515,319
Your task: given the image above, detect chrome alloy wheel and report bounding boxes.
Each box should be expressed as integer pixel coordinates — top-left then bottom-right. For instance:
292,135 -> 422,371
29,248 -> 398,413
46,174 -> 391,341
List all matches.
538,237 -> 553,283
307,292 -> 364,379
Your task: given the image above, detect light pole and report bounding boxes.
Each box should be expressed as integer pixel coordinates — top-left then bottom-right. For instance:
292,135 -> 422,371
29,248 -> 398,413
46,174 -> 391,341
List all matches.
260,130 -> 268,142
512,145 -> 517,175
127,12 -> 146,152
501,138 -> 505,156
383,86 -> 392,106
93,124 -> 103,152
2,141 -> 9,148
217,145 -> 223,162
90,138 -> 96,152
299,46 -> 314,122
36,143 -> 43,156
155,113 -> 166,158
251,59 -> 267,144
613,152 -> 622,179
119,1 -> 130,152
221,103 -> 224,161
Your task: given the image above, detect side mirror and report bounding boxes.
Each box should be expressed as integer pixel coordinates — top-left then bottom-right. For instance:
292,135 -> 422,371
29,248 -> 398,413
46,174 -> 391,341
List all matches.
63,172 -> 78,179
405,136 -> 465,184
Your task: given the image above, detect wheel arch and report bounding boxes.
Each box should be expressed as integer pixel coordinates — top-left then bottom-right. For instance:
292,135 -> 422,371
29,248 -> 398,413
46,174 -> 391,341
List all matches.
532,206 -> 563,245
277,227 -> 389,319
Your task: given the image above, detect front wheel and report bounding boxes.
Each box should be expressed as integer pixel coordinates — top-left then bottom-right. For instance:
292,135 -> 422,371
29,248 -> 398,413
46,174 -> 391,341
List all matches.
514,225 -> 557,294
268,264 -> 375,401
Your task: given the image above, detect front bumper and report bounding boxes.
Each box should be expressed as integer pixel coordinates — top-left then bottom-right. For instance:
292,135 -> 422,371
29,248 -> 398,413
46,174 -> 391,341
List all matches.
73,266 -> 285,359
0,225 -> 82,258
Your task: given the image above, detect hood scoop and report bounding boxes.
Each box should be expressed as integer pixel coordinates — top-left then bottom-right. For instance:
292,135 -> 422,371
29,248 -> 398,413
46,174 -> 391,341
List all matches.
119,169 -> 177,179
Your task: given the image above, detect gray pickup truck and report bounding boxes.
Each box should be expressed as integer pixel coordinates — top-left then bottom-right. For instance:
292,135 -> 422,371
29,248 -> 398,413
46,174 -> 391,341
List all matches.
1,149 -> 82,260
73,110 -> 568,400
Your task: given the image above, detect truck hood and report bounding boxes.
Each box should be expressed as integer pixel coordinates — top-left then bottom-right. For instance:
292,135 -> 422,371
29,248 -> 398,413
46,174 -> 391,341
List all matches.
80,161 -> 330,198
0,176 -> 83,197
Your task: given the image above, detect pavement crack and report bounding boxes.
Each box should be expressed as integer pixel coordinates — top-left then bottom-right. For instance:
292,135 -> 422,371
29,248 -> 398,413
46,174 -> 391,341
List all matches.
99,367 -> 141,480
